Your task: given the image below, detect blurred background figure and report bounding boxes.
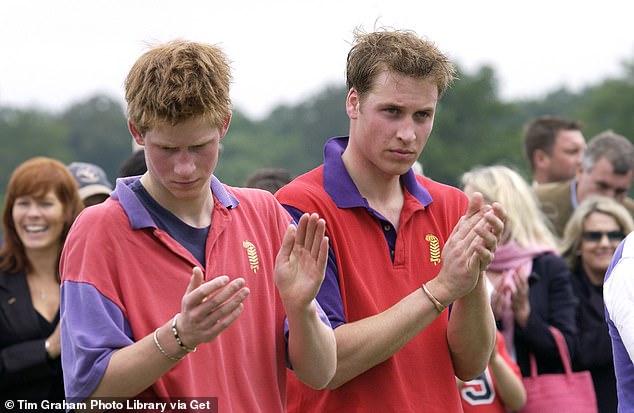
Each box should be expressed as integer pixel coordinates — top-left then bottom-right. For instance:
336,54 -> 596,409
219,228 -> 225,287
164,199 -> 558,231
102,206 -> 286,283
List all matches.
67,161 -> 113,207
458,329 -> 526,413
118,148 -> 147,178
461,165 -> 577,377
0,157 -> 83,406
523,115 -> 585,186
560,195 -> 634,413
534,130 -> 634,238
244,167 -> 293,194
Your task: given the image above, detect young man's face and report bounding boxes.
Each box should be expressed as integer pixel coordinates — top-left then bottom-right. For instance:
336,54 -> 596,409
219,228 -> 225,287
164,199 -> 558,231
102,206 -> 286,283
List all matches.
130,116 -> 228,205
541,129 -> 585,183
345,71 -> 438,179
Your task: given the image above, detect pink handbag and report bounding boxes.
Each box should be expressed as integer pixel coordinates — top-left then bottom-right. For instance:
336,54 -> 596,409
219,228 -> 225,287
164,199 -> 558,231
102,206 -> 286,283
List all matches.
519,326 -> 597,413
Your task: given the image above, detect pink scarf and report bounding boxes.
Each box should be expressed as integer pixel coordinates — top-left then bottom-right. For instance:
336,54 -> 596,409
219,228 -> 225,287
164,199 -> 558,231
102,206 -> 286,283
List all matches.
487,242 -> 556,358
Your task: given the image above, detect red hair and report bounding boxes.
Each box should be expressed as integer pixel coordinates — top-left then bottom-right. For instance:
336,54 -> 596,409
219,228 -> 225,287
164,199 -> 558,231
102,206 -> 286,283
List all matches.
0,157 -> 84,274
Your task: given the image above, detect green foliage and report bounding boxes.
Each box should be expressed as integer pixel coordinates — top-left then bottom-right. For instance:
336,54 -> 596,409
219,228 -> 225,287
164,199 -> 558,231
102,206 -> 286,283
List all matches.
219,85 -> 349,186
426,64 -> 524,186
0,108 -> 72,202
61,95 -> 132,180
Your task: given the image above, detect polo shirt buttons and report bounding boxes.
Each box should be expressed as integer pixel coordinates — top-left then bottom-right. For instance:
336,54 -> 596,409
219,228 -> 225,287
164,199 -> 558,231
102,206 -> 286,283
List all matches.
383,224 -> 391,232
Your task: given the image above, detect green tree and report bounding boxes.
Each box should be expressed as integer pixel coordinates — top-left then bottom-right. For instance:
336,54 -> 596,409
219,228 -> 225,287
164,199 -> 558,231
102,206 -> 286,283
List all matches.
0,108 -> 72,200
425,64 -> 522,186
61,95 -> 131,180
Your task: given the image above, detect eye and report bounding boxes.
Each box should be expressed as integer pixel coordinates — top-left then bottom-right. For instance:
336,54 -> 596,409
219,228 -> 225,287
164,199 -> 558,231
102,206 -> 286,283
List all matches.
158,145 -> 177,152
415,111 -> 432,120
191,143 -> 208,151
615,187 -> 627,194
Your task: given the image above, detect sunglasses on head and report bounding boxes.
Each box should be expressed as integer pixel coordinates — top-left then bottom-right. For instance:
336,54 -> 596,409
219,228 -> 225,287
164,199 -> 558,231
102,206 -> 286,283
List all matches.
581,230 -> 625,242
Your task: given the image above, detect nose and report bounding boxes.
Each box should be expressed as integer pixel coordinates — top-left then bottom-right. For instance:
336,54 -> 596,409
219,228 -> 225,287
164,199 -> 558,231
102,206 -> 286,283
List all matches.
173,150 -> 196,176
396,119 -> 417,143
598,233 -> 611,245
575,152 -> 584,165
25,203 -> 42,217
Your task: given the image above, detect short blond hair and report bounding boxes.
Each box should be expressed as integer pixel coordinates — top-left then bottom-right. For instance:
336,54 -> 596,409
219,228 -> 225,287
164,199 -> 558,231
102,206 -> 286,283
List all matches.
125,39 -> 232,134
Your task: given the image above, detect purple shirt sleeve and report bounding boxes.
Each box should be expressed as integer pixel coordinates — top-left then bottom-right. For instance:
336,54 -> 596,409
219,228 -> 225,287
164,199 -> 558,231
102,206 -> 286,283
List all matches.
60,281 -> 134,401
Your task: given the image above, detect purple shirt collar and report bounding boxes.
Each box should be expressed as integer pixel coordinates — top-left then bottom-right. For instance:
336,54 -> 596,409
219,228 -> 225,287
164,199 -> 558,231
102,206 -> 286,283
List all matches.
323,136 -> 432,208
111,175 -> 239,230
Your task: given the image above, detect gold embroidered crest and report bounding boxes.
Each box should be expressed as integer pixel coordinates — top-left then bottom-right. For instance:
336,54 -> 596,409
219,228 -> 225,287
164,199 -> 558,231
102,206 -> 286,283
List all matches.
242,241 -> 260,273
425,234 -> 441,265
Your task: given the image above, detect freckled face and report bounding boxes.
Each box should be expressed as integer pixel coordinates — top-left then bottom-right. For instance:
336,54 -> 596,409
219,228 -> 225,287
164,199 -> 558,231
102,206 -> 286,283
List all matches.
12,190 -> 65,254
131,117 -> 227,206
346,71 -> 438,179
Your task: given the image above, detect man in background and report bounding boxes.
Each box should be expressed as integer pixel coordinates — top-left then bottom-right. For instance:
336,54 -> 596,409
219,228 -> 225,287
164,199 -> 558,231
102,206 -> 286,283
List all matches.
534,130 -> 634,237
523,115 -> 586,185
67,161 -> 113,207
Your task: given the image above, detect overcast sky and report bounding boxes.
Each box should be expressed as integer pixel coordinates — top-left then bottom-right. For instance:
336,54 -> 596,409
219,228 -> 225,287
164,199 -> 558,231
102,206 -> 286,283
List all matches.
1,0 -> 633,119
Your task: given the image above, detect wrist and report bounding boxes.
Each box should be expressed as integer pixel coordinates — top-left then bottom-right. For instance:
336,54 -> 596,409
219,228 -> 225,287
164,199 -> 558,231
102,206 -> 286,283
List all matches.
422,282 -> 447,313
172,314 -> 197,354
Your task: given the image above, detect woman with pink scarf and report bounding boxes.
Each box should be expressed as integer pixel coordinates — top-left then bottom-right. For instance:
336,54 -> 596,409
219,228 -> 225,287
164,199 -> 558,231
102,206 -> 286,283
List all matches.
461,165 -> 577,378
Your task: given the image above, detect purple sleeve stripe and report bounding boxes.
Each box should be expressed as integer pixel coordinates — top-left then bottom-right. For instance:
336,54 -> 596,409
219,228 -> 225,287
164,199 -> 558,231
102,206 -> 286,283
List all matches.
60,281 -> 134,402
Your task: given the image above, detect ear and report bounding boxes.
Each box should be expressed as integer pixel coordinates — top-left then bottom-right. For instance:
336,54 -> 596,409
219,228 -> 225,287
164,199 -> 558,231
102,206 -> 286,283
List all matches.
533,149 -> 549,168
346,88 -> 360,120
219,113 -> 232,140
128,121 -> 145,147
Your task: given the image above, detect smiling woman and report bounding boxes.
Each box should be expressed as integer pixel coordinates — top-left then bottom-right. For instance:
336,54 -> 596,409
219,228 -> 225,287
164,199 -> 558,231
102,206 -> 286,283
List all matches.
0,157 -> 83,408
560,195 -> 634,412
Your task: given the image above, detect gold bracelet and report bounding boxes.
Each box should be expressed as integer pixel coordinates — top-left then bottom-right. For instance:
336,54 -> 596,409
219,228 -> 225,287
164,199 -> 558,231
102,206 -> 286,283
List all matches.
422,283 -> 446,313
153,327 -> 184,361
172,314 -> 196,353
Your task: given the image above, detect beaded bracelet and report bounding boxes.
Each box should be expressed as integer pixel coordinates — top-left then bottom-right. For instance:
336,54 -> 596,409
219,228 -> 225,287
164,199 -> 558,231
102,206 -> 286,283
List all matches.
172,314 -> 197,353
421,283 -> 446,313
153,327 -> 184,361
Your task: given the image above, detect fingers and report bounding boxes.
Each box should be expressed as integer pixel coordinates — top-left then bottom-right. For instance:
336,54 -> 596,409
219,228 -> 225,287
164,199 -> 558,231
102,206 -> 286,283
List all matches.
280,213 -> 327,262
465,191 -> 485,218
308,216 -> 326,258
468,202 -> 506,270
295,213 -> 326,257
185,266 -> 207,296
196,284 -> 249,332
317,236 -> 329,271
277,224 -> 296,262
189,277 -> 249,316
180,271 -> 251,346
184,272 -> 230,308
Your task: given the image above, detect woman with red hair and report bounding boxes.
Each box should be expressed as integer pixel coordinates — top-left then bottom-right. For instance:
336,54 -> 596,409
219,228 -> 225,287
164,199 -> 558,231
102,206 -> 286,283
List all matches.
0,157 -> 83,405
